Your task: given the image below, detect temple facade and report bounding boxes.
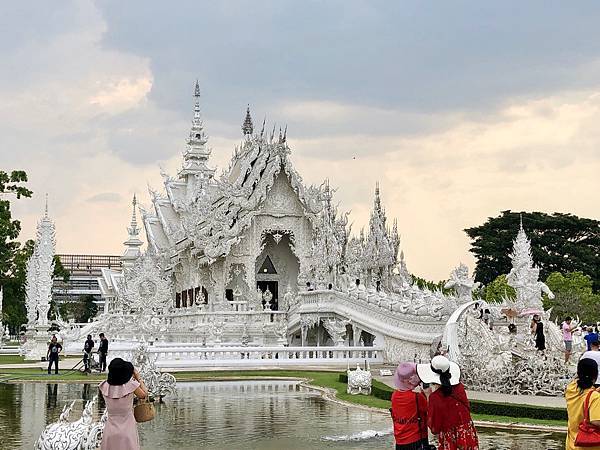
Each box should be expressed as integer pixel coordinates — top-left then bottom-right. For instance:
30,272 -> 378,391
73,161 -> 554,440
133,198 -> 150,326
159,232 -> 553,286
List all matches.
91,83 -> 474,362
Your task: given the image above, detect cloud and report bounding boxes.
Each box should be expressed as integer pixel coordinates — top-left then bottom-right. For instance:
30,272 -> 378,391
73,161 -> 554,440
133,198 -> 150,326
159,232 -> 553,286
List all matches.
87,192 -> 123,203
2,1 -> 600,281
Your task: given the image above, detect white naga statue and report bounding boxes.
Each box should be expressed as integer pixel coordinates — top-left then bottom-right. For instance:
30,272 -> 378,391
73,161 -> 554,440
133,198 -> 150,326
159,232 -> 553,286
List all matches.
444,263 -> 480,303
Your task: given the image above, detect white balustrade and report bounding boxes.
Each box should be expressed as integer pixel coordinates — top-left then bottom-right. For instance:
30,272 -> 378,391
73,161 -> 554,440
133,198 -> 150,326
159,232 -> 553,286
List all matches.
109,345 -> 383,368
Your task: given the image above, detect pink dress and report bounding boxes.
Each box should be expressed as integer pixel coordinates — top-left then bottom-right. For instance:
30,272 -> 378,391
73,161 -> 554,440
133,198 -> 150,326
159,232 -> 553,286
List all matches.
99,379 -> 141,450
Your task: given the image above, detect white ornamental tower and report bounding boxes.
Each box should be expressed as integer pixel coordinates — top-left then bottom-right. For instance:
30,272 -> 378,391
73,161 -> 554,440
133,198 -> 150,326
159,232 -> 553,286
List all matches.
22,198 -> 56,360
32,199 -> 56,327
122,194 -> 143,269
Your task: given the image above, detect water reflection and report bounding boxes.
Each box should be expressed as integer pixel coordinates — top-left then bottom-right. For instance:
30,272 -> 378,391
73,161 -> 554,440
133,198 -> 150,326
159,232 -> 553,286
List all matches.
46,384 -> 58,409
0,381 -> 565,450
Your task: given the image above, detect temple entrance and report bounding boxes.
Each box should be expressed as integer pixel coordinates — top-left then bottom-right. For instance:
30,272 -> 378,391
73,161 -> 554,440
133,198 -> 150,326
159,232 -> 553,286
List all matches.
255,231 -> 299,311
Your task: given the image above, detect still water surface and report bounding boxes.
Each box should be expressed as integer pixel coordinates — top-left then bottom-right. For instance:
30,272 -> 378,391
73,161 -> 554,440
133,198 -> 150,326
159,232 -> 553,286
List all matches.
0,380 -> 564,450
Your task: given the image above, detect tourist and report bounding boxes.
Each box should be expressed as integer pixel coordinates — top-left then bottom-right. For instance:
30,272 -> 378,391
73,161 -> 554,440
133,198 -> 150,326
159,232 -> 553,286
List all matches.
565,358 -> 600,450
417,355 -> 479,450
581,341 -> 600,387
563,317 -> 578,363
98,333 -> 109,372
99,358 -> 148,450
83,334 -> 95,373
47,335 -> 62,375
585,327 -> 599,352
389,362 -> 430,450
531,315 -> 546,352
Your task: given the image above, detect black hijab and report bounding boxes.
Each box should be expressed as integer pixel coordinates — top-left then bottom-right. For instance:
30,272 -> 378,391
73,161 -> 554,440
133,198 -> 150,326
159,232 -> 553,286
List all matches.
107,358 -> 134,386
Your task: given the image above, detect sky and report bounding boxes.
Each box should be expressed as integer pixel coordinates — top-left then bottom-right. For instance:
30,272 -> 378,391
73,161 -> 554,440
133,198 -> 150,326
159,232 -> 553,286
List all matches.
2,1 -> 600,281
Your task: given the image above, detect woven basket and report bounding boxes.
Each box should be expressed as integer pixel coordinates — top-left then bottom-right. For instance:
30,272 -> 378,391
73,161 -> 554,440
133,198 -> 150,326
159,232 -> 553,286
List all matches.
133,398 -> 155,423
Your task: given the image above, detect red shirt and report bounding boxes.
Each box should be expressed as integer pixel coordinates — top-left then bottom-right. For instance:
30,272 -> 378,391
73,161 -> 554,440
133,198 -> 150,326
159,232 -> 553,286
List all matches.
427,383 -> 473,434
391,390 -> 428,445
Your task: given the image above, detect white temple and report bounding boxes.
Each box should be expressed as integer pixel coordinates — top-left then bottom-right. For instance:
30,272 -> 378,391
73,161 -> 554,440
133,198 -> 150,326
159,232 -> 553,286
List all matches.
82,83 -> 472,364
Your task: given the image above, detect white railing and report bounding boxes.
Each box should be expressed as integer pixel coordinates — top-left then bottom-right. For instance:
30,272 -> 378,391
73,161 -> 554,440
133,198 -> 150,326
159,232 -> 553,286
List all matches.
110,345 -> 383,368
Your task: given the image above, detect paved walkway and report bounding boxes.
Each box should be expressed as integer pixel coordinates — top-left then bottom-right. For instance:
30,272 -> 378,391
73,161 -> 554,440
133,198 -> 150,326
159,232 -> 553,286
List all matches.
373,374 -> 566,408
0,358 -> 83,370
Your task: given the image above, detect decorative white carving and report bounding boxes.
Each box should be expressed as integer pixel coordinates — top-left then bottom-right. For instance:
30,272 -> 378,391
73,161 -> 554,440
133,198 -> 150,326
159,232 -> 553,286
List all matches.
322,318 -> 349,346
347,362 -> 372,395
506,219 -> 555,311
35,396 -> 107,450
129,343 -> 177,399
444,263 -> 480,303
25,206 -> 56,328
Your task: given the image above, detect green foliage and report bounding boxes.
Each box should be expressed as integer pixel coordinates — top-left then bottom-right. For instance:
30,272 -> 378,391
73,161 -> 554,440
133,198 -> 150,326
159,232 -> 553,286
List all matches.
465,211 -> 600,291
53,255 -> 70,283
410,275 -> 451,294
59,295 -> 98,323
481,274 -> 516,303
0,170 -> 33,334
543,272 -> 600,323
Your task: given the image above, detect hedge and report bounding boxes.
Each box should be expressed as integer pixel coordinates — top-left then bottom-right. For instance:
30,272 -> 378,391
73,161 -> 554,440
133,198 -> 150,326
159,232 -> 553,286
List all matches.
338,373 -> 567,421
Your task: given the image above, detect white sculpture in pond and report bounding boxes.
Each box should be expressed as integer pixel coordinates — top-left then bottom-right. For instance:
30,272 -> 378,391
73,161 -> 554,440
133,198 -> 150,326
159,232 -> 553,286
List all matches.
35,396 -> 107,450
347,362 -> 372,395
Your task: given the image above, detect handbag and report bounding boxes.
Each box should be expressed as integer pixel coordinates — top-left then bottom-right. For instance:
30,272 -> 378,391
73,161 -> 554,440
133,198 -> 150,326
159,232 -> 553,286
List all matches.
414,393 -> 436,450
575,389 -> 600,447
133,398 -> 155,423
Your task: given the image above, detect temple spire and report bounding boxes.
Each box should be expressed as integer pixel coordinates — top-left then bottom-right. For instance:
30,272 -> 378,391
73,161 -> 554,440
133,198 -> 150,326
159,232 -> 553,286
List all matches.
373,182 -> 382,213
179,80 -> 214,181
44,193 -> 49,218
122,194 -> 143,269
242,105 -> 254,137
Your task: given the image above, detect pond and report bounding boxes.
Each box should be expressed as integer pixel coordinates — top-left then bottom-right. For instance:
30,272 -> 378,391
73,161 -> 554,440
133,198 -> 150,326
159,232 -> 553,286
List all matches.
0,380 -> 564,450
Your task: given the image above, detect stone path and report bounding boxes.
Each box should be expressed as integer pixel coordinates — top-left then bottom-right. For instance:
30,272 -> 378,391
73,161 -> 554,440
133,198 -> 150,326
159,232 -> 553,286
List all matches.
373,374 -> 566,408
0,358 -> 84,370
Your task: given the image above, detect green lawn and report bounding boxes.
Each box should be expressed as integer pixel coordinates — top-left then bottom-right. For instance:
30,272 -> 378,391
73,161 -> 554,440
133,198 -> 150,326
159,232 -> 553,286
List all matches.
0,355 -> 26,364
0,368 -> 567,428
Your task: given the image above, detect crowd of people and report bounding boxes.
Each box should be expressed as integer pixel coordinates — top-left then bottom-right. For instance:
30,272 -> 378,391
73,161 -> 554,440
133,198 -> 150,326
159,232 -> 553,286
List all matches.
45,332 -> 109,374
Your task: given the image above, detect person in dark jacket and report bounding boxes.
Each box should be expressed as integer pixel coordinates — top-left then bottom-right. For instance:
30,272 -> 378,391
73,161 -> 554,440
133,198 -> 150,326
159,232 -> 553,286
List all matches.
47,335 -> 62,374
83,334 -> 95,373
531,315 -> 546,352
98,333 -> 109,372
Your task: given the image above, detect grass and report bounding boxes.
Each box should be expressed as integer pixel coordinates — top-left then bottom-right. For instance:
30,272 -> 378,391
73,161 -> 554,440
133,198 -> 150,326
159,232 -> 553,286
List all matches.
0,355 -> 26,364
0,368 -> 568,428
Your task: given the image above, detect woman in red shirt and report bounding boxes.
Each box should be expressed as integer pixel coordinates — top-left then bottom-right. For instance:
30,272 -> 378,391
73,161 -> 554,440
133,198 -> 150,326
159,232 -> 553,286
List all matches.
390,362 -> 430,450
417,356 -> 478,450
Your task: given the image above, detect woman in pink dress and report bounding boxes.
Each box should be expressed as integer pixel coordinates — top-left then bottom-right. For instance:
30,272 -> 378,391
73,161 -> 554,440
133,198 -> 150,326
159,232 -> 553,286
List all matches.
99,357 -> 148,450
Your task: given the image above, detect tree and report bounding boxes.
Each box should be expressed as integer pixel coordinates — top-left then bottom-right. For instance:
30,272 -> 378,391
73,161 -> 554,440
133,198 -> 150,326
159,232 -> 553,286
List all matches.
61,295 -> 98,323
49,255 -> 70,321
465,211 -> 600,291
410,275 -> 452,295
481,274 -> 515,303
0,170 -> 33,333
543,272 -> 600,324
